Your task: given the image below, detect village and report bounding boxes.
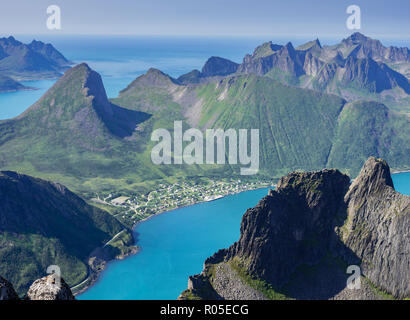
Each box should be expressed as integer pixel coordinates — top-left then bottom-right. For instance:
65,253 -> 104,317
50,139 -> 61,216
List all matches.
91,179 -> 275,225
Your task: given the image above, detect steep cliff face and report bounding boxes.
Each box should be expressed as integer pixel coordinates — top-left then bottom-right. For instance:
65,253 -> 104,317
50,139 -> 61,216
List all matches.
201,57 -> 239,77
234,33 -> 410,101
341,158 -> 410,298
225,169 -> 350,289
341,56 -> 410,93
181,158 -> 409,300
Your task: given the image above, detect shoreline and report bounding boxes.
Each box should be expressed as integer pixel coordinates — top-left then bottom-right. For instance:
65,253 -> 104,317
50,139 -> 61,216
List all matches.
392,169 -> 410,174
131,184 -> 275,229
73,167 -> 409,297
74,184 -> 274,297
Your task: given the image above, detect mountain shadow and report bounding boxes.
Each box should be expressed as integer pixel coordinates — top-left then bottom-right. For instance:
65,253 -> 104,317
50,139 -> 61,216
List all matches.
180,158 -> 410,300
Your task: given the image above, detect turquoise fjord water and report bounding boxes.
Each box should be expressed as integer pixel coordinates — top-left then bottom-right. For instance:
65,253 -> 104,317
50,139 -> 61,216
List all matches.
78,187 -> 270,300
78,173 -> 410,300
0,35 -> 409,300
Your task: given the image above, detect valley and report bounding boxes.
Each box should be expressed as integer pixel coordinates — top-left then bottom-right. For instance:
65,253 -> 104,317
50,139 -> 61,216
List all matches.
0,33 -> 409,300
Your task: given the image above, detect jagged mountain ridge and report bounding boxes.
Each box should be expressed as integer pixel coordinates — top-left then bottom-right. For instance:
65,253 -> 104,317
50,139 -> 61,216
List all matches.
0,60 -> 409,198
176,33 -> 410,108
0,36 -> 71,81
114,66 -> 410,178
180,158 -> 410,300
237,33 -> 410,99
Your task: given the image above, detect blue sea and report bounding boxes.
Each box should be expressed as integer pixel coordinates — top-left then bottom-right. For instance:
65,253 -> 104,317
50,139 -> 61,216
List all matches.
79,187 -> 271,300
1,35 -> 274,119
0,35 -> 409,300
78,172 -> 409,300
4,35 -> 408,120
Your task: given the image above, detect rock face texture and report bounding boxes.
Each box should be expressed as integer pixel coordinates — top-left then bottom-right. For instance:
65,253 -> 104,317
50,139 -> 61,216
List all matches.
181,158 -> 410,300
0,276 -> 19,300
226,169 -> 350,289
201,57 -> 239,77
341,158 -> 410,298
235,32 -> 410,97
25,275 -> 75,300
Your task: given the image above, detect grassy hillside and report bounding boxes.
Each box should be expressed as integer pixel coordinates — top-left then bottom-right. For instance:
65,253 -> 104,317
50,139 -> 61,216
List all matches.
327,100 -> 410,175
0,171 -> 131,296
0,65 -> 409,198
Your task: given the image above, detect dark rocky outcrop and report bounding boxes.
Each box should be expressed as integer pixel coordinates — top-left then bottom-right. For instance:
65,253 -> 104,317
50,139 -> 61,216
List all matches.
0,276 -> 19,300
177,57 -> 239,84
0,36 -> 72,80
235,33 -> 410,99
225,169 -> 350,289
341,158 -> 410,298
201,57 -> 239,77
181,158 -> 410,300
341,56 -> 410,93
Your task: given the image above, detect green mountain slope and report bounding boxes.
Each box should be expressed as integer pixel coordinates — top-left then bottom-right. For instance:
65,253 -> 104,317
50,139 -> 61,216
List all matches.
1,64 -> 409,200
0,36 -> 71,80
115,68 -> 409,177
0,171 -> 130,295
0,63 -> 158,195
327,100 -> 410,175
194,75 -> 345,176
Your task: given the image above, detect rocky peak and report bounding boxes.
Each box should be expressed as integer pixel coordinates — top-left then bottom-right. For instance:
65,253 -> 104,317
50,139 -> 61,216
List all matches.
0,36 -> 22,48
341,56 -> 410,93
224,169 -> 350,289
181,158 -> 409,299
123,68 -> 178,91
201,56 -> 239,77
342,157 -> 410,298
297,39 -> 322,52
25,275 -> 75,300
346,157 -> 393,197
344,32 -> 371,44
0,276 -> 19,300
252,41 -> 283,58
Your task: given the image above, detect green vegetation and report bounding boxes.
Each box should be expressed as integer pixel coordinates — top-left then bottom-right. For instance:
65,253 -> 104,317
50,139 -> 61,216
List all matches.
365,278 -> 396,300
0,171 -> 133,296
228,258 -> 292,300
91,178 -> 274,226
327,100 -> 410,176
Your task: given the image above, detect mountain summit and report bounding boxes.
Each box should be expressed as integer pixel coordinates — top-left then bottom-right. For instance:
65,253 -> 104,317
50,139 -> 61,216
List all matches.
180,158 -> 410,300
0,36 -> 71,80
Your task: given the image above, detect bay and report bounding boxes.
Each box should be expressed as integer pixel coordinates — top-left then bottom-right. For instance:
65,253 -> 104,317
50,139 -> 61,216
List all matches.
78,187 -> 271,300
78,172 -> 410,300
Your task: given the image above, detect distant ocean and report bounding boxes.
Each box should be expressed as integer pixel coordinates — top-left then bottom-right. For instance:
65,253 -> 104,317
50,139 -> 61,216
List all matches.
1,34 -> 409,300
1,35 -> 408,120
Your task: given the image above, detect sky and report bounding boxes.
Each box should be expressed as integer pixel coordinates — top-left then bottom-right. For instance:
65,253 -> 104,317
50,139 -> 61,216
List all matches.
0,0 -> 409,39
